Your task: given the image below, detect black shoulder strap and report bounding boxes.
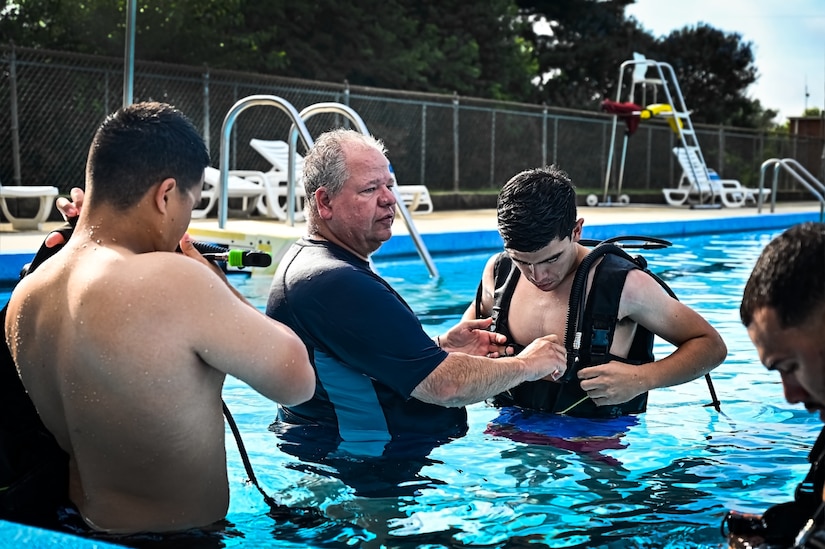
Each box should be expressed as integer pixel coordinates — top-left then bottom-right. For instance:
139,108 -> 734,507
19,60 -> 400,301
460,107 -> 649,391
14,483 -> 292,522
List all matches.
582,253 -> 640,365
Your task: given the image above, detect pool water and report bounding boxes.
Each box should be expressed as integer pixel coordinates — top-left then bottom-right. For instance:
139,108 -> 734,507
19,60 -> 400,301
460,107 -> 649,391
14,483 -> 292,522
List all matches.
2,229 -> 820,548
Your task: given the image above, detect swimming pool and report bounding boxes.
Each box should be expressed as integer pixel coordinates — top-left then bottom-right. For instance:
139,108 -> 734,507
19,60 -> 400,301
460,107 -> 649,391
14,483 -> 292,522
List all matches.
1,228 -> 820,548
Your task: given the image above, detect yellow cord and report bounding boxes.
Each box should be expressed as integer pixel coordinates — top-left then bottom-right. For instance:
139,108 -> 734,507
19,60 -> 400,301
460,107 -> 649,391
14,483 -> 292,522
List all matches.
558,396 -> 590,415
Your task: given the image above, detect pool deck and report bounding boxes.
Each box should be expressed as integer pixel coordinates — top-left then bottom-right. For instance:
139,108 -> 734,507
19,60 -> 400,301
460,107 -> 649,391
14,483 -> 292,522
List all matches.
1,200 -> 822,282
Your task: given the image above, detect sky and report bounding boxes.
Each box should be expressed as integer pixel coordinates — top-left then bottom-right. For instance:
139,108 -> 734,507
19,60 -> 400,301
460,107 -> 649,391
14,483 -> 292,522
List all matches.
625,0 -> 825,123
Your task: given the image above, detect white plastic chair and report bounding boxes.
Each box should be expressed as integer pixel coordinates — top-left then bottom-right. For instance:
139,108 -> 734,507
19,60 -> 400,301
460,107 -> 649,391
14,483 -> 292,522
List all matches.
662,147 -> 768,208
0,179 -> 59,230
191,167 -> 267,219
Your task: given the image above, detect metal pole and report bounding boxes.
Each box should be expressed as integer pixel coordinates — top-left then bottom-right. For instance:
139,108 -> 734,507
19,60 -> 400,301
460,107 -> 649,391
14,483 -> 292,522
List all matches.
123,0 -> 136,106
542,104 -> 548,167
490,110 -> 496,187
420,104 -> 427,186
202,68 -> 210,153
453,92 -> 459,192
9,46 -> 22,186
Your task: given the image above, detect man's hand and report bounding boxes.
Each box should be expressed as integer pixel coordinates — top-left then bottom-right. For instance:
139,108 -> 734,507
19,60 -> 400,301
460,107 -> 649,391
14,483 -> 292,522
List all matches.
578,360 -> 649,406
518,334 -> 567,382
44,187 -> 84,248
438,317 -> 514,357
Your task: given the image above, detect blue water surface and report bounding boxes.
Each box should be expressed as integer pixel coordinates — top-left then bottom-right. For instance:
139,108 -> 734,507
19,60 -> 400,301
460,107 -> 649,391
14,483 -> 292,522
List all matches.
1,228 -> 819,548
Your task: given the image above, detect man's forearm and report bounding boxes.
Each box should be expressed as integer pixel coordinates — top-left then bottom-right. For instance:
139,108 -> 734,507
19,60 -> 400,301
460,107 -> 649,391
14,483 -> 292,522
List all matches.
411,353 -> 529,407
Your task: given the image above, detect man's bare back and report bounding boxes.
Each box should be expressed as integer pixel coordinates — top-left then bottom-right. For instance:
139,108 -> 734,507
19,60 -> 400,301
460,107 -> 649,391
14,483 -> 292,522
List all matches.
7,237 -> 305,532
4,102 -> 314,534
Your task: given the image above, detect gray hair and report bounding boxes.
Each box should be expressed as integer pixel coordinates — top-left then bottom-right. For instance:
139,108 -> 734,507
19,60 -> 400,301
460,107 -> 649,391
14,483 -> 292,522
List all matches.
303,129 -> 387,220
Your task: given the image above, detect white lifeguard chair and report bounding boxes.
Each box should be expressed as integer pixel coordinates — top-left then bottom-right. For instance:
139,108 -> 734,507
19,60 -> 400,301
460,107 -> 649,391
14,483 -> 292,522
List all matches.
597,53 -> 719,209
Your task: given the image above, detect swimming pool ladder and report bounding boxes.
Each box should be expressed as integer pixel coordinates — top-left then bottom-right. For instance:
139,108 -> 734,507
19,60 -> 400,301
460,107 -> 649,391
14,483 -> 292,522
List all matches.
215,95 -> 438,277
758,158 -> 825,222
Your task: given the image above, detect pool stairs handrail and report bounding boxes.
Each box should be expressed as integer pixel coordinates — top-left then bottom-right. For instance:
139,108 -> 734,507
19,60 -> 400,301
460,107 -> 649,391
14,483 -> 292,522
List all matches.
216,95 -> 315,229
758,158 -> 825,222
293,101 -> 438,278
216,96 -> 437,278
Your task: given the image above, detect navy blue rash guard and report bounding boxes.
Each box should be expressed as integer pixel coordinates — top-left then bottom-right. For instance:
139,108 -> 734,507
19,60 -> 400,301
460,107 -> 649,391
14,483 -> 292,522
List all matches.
266,238 -> 466,456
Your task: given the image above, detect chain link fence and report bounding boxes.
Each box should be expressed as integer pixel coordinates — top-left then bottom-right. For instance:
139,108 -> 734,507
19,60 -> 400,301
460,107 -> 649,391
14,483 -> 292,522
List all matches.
2,44 -> 823,220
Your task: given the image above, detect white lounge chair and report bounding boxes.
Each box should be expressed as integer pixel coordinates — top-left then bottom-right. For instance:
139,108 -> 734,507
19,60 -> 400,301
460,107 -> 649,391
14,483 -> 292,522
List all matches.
395,184 -> 434,214
662,147 -> 768,208
0,179 -> 59,231
248,139 -> 306,221
191,167 -> 267,219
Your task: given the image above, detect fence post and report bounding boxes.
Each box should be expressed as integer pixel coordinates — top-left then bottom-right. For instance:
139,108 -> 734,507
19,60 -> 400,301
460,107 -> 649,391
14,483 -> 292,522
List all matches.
9,44 -> 21,186
420,104 -> 426,186
541,103 -> 548,166
718,126 -> 725,174
490,109 -> 496,187
453,91 -> 459,192
553,116 -> 558,165
202,67 -> 210,153
123,0 -> 136,106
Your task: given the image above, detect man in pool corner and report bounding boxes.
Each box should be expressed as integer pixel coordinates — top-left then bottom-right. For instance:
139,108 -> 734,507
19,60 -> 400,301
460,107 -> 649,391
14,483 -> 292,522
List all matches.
725,222 -> 825,548
464,165 -> 727,417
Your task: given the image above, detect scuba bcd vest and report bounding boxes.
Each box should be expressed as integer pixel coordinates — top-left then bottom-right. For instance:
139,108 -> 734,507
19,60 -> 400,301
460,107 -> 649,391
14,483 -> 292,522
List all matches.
475,236 -> 720,418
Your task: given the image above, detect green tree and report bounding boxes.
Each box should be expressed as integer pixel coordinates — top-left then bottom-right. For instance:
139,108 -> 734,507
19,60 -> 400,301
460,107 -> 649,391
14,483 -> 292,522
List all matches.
0,0 -> 535,101
654,24 -> 770,127
0,0 -> 285,69
515,0 -> 654,107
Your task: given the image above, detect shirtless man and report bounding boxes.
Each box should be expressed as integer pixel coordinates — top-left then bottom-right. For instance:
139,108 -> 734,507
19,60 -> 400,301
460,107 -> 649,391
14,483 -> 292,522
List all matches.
4,102 -> 315,534
464,165 -> 726,417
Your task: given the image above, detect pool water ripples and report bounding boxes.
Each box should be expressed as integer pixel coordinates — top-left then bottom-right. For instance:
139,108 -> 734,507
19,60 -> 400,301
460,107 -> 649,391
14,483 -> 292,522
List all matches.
1,228 -> 820,548
222,229 -> 821,548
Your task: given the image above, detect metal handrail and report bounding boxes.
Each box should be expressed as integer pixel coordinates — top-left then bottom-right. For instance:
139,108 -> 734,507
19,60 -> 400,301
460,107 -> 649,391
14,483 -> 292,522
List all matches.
291,102 -> 438,278
217,95 -> 314,228
758,158 -> 825,222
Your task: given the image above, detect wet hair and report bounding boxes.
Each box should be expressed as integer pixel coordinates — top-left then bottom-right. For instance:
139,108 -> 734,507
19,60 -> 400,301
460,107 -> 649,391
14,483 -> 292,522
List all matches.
302,128 -> 387,225
86,101 -> 209,210
497,165 -> 577,252
740,222 -> 825,328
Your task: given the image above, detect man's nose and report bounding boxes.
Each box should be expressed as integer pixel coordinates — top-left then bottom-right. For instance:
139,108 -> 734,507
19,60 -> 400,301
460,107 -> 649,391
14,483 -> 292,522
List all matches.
781,373 -> 807,404
382,186 -> 397,206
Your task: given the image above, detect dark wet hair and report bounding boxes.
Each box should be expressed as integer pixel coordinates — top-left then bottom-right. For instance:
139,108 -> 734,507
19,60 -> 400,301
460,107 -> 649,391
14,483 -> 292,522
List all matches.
497,165 -> 577,252
86,101 -> 210,210
740,222 -> 825,328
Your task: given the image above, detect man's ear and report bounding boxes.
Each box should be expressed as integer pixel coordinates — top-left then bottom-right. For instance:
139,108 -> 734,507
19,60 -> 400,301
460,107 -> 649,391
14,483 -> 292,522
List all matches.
315,187 -> 333,220
153,178 -> 177,214
571,218 -> 584,242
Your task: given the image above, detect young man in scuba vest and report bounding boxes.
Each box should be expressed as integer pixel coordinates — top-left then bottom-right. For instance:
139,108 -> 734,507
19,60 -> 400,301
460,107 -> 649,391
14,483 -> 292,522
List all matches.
724,222 -> 825,548
464,165 -> 727,418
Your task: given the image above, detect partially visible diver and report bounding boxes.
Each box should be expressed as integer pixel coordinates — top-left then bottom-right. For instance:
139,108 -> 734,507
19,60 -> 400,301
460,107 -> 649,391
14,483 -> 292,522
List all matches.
465,165 -> 727,418
724,222 -> 825,549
